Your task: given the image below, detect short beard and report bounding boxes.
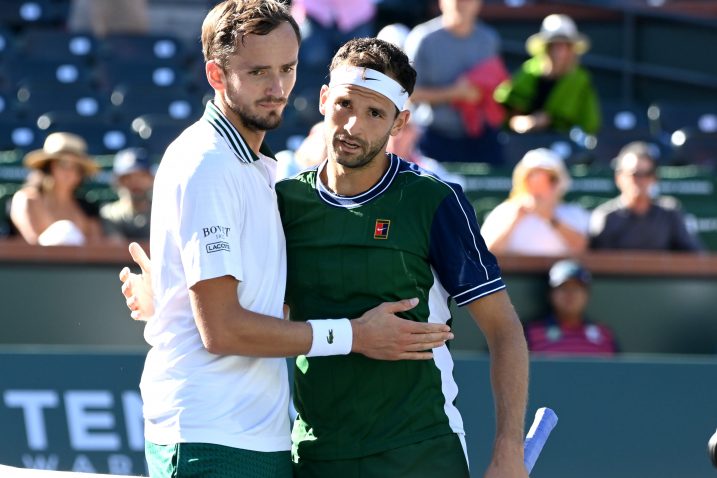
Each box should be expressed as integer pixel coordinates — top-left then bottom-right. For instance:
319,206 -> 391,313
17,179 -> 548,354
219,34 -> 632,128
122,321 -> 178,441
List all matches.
227,102 -> 283,132
333,129 -> 391,170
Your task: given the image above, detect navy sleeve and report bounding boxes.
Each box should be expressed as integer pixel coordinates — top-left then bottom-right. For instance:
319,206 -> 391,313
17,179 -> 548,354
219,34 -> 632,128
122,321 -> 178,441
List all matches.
428,184 -> 505,306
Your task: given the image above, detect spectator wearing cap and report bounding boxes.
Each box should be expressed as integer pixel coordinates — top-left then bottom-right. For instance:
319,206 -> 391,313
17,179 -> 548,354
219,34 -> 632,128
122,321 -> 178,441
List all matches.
481,148 -> 589,256
10,132 -> 104,246
100,147 -> 154,241
494,14 -> 601,135
589,141 -> 702,251
525,259 -> 618,356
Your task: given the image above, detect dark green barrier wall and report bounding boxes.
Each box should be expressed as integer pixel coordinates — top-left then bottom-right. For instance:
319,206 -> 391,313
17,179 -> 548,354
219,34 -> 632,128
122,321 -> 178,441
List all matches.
1,252 -> 716,354
1,350 -> 715,477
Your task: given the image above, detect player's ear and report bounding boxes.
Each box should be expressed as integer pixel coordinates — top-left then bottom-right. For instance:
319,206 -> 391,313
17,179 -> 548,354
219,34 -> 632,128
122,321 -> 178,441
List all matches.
390,110 -> 411,137
318,85 -> 330,115
206,60 -> 226,91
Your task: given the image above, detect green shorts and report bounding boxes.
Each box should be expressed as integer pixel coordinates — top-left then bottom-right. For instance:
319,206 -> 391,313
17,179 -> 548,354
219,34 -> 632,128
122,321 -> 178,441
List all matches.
292,433 -> 469,478
145,441 -> 292,478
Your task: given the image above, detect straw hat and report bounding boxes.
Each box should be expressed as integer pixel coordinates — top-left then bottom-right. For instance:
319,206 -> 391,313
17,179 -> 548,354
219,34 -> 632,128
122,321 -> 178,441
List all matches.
509,148 -> 571,199
526,14 -> 590,57
24,132 -> 99,176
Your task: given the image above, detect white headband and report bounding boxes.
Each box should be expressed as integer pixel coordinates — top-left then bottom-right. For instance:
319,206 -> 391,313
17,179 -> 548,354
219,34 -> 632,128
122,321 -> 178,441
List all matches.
328,66 -> 409,111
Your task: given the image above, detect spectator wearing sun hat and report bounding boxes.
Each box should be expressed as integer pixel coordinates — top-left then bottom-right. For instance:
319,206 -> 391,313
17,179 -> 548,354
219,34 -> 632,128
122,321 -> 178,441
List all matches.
10,132 -> 104,246
100,147 -> 154,241
525,259 -> 618,357
480,148 -> 590,256
494,13 -> 601,135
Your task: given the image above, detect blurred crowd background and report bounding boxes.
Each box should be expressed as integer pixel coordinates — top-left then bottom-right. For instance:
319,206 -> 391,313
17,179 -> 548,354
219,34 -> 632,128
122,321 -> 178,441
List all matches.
0,0 -> 715,250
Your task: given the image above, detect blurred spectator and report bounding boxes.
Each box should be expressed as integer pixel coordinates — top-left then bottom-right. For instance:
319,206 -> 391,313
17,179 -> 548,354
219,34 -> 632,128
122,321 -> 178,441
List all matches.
69,0 -> 150,37
276,122 -> 327,180
481,148 -> 589,255
291,0 -> 376,70
589,141 -> 703,251
495,14 -> 601,135
100,147 -> 154,241
386,118 -> 466,188
376,23 -> 411,51
404,0 -> 508,165
526,259 -> 618,356
10,132 -> 104,246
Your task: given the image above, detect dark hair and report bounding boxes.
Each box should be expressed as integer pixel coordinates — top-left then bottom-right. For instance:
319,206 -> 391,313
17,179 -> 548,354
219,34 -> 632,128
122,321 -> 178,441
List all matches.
201,0 -> 300,69
329,37 -> 417,98
614,141 -> 657,171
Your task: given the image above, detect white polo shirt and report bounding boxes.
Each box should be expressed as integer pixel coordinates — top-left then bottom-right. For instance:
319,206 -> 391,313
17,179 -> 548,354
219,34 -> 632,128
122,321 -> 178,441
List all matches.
141,101 -> 290,451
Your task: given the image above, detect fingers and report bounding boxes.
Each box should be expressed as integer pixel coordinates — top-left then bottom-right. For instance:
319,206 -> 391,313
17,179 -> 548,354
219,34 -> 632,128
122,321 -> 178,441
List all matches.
121,279 -> 132,298
128,242 -> 152,274
401,319 -> 451,333
119,266 -> 130,282
381,298 -> 419,313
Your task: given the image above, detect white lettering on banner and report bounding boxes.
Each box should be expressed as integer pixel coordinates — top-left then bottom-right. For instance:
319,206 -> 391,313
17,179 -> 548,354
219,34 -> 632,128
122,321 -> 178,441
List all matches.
19,454 -> 142,474
65,391 -> 120,451
4,390 -> 58,450
72,454 -> 97,472
21,454 -> 59,469
3,389 -> 143,451
122,391 -> 144,451
108,454 -> 134,474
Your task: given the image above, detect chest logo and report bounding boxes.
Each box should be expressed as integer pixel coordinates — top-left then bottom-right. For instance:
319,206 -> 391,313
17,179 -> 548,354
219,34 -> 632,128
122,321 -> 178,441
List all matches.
327,329 -> 334,344
374,219 -> 391,240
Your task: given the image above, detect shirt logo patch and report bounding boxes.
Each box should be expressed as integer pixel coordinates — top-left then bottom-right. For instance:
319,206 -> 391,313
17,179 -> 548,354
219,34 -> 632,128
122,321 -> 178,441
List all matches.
203,225 -> 230,239
327,329 -> 334,344
206,241 -> 230,253
374,219 -> 390,240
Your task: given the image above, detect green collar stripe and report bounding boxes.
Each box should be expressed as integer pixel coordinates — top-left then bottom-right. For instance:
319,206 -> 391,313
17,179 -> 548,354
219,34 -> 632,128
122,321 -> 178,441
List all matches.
204,101 -> 258,163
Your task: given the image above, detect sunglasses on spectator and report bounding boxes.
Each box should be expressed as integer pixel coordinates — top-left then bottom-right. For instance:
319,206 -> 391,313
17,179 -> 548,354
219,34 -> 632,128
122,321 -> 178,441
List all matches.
621,169 -> 655,178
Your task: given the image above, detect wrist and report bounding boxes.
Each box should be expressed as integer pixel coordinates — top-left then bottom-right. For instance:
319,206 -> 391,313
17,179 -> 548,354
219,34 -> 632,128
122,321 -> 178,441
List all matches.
306,319 -> 352,357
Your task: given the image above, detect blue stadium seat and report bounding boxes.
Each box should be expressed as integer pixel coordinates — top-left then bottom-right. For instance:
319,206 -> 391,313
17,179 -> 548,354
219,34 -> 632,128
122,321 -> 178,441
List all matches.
0,119 -> 43,153
14,83 -> 107,122
497,131 -> 575,166
647,101 -> 717,137
108,85 -> 201,123
16,27 -> 97,63
0,57 -> 96,93
98,61 -> 186,93
0,0 -> 63,29
37,115 -> 133,155
98,33 -> 187,66
130,114 -> 192,157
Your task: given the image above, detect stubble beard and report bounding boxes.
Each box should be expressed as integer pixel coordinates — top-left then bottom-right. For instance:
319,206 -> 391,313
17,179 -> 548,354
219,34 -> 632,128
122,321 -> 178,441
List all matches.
331,129 -> 391,170
227,101 -> 284,132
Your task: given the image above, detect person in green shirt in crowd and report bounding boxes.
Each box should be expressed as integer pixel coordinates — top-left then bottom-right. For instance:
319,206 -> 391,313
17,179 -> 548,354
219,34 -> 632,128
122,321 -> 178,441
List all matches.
494,13 -> 601,135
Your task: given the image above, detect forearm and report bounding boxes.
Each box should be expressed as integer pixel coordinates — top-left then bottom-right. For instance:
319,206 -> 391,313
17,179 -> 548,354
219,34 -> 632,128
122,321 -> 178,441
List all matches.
468,293 -> 529,473
489,317 -> 529,457
410,85 -> 459,105
200,304 -> 313,357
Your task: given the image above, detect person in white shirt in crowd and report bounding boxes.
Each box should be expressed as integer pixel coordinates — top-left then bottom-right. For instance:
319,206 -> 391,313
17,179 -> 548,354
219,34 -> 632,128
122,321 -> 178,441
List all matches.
481,147 -> 589,255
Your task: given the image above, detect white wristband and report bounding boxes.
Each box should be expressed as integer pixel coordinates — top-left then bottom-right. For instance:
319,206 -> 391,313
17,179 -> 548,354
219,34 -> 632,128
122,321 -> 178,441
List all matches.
306,319 -> 353,357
